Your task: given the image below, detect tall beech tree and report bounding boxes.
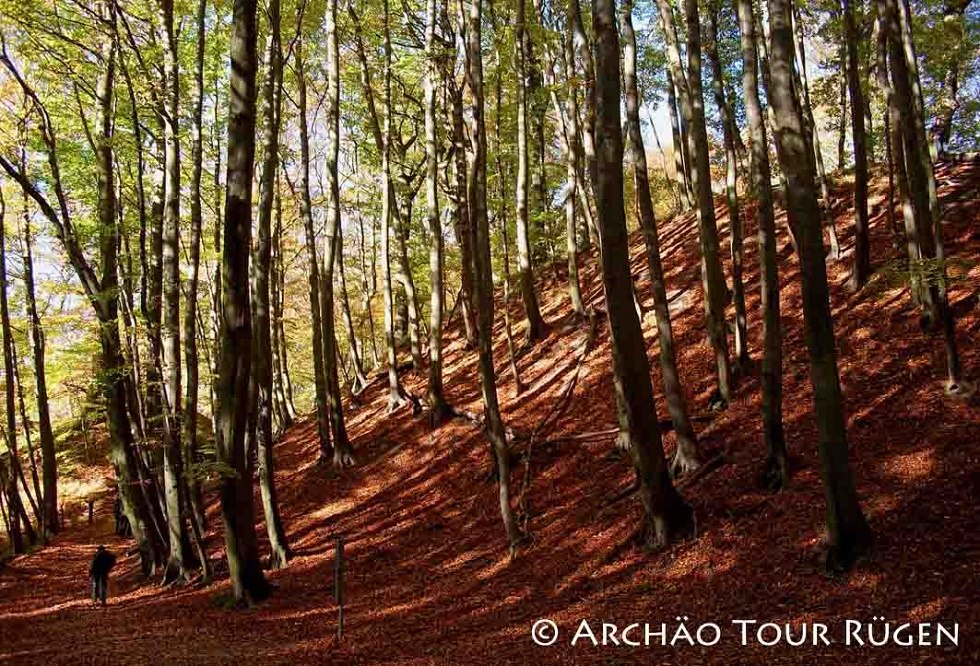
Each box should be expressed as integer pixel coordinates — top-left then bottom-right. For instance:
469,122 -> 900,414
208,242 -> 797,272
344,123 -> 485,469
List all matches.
18,158 -> 58,535
736,0 -> 788,490
250,0 -> 290,568
843,0 -> 872,289
0,189 -> 34,552
594,0 -> 693,547
466,0 -> 521,550
214,0 -> 271,602
620,0 -> 700,475
767,0 -> 870,569
654,0 -> 733,405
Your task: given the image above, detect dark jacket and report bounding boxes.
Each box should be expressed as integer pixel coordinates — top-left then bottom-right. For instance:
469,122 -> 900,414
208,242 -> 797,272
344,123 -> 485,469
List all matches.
90,549 -> 116,579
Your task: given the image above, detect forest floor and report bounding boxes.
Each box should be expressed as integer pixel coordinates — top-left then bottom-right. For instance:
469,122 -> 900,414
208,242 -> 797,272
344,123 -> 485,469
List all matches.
2,162 -> 980,664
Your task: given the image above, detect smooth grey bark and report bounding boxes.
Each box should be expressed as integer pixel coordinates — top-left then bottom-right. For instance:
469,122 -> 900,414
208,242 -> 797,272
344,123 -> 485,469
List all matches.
736,0 -> 787,490
666,68 -> 693,209
767,0 -> 870,569
561,3 -> 586,316
380,0 -> 411,411
593,0 -> 693,548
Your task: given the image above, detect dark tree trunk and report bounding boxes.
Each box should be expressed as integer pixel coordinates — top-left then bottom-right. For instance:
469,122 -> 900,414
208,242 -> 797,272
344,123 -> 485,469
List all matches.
184,0 -> 209,546
767,0 -> 870,569
215,0 -> 271,603
593,0 -> 693,548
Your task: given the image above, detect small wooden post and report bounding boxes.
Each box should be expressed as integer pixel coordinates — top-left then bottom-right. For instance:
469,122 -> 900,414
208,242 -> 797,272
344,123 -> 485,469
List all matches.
88,499 -> 94,524
334,536 -> 345,639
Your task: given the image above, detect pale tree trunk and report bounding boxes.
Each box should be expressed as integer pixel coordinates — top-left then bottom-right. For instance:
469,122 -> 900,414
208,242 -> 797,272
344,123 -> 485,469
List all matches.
184,0 -> 209,567
337,223 -> 369,392
705,7 -> 750,373
654,0 -> 733,404
621,0 -> 700,476
736,0 -> 788,490
322,0 -> 355,465
791,5 -> 839,259
515,0 -> 547,343
767,0 -> 870,569
293,36 -> 332,461
158,0 -> 193,582
425,0 -> 449,422
560,5 -> 586,317
270,182 -> 296,426
465,0 -> 521,551
593,0 -> 693,547
381,0 -> 412,411
666,69 -> 693,209
250,0 -> 291,568
491,31 -> 526,394
215,0 -> 271,603
843,0 -> 872,290
18,166 -> 58,536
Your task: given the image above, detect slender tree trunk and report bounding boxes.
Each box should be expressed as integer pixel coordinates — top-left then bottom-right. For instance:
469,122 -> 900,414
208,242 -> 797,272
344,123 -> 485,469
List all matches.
666,69 -> 693,209
737,0 -> 788,489
705,7 -> 750,373
18,174 -> 58,535
425,0 -> 449,422
381,0 -> 411,411
12,345 -> 41,527
0,191 -> 35,550
655,0 -> 733,404
594,0 -> 693,547
768,0 -> 870,569
322,0 -> 355,465
293,37 -> 332,462
515,0 -> 547,343
621,0 -> 700,475
843,0 -> 872,289
465,0 -> 521,551
251,0 -> 291,568
216,0 -> 271,603
157,0 -> 191,582
561,4 -> 586,317
184,0 -> 209,554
